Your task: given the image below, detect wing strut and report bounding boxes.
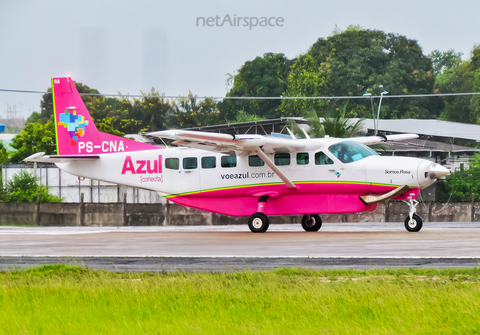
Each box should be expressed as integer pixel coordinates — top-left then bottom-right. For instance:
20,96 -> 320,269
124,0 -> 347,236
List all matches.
255,149 -> 296,189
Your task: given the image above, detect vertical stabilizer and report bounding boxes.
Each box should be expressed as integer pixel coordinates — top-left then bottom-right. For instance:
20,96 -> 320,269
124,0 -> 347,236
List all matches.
52,77 -> 158,155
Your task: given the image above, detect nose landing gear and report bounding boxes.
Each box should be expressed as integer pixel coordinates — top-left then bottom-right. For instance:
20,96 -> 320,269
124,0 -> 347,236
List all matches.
403,199 -> 423,232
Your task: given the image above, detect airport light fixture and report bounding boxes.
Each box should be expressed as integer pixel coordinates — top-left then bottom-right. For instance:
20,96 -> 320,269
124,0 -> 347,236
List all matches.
376,90 -> 388,135
363,92 -> 376,134
363,90 -> 388,136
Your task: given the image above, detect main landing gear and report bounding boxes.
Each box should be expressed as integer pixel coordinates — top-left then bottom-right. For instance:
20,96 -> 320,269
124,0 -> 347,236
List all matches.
248,212 -> 270,233
403,199 -> 423,232
248,196 -> 323,233
247,212 -> 323,233
301,214 -> 322,232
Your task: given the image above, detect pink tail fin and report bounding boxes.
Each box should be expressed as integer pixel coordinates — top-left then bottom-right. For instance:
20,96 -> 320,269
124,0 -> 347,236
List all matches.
52,77 -> 158,155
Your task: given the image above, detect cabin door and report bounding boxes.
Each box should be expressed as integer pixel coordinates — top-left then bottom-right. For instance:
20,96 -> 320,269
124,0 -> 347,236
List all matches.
180,153 -> 201,193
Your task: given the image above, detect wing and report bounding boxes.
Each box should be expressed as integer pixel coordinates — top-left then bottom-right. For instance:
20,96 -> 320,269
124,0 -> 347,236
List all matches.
146,130 -> 305,154
147,130 -> 304,188
351,134 -> 419,145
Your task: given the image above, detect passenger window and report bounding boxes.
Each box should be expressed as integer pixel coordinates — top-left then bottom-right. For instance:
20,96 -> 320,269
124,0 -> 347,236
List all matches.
297,152 -> 309,165
165,158 -> 179,170
221,156 -> 237,168
275,153 -> 290,166
315,152 -> 333,165
249,155 -> 265,167
201,156 -> 216,169
183,157 -> 198,169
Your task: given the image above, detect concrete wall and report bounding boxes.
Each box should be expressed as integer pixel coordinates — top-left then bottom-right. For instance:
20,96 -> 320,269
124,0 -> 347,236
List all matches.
0,201 -> 478,226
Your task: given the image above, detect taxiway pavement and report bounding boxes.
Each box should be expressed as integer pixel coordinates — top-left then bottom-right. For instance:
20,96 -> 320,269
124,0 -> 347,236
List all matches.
0,222 -> 479,271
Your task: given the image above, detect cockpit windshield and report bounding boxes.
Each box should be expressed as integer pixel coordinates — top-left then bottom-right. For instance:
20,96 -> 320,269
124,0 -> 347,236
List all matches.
328,141 -> 378,163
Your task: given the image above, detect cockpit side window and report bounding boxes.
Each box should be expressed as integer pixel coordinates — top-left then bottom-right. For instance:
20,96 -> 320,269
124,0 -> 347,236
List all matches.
328,141 -> 378,163
314,152 -> 333,165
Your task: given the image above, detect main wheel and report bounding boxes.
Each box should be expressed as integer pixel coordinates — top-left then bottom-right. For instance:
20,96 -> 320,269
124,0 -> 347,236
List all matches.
404,213 -> 423,232
301,214 -> 322,232
248,212 -> 269,233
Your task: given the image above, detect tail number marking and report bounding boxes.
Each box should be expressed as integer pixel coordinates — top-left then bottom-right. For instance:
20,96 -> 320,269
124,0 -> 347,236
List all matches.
78,141 -> 125,153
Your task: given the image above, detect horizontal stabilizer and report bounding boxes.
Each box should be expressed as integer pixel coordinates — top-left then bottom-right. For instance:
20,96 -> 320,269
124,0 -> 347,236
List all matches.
359,185 -> 410,205
24,152 -> 100,163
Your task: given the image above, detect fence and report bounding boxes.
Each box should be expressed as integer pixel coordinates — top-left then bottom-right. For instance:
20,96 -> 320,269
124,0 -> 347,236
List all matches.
0,198 -> 478,226
2,163 -> 163,204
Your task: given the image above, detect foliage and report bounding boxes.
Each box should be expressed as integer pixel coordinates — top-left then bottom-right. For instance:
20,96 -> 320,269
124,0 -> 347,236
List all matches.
1,170 -> 62,202
429,49 -> 463,76
436,46 -> 480,124
34,83 -> 101,125
0,142 -> 7,166
319,102 -> 366,138
221,53 -> 294,120
437,152 -> 480,202
288,102 -> 365,139
9,117 -> 56,163
0,142 -> 7,193
171,94 -> 221,128
95,117 -> 125,137
227,109 -> 265,124
280,28 -> 439,119
2,266 -> 480,334
280,53 -> 328,116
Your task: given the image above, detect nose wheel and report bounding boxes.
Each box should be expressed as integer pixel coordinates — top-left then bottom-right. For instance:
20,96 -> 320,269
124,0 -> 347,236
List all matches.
403,199 -> 423,232
301,214 -> 322,232
405,214 -> 423,232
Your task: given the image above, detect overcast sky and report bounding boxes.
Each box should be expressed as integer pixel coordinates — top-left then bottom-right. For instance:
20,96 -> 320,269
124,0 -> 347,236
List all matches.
1,0 -> 479,119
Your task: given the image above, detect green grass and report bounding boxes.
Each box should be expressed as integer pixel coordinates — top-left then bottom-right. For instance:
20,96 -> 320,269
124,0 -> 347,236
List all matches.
1,265 -> 480,334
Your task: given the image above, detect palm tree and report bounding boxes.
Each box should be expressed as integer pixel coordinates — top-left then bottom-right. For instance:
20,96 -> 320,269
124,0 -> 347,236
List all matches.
287,102 -> 366,138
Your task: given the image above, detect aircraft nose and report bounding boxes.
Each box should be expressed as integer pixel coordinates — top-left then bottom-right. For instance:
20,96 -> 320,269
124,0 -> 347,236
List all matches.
429,163 -> 450,179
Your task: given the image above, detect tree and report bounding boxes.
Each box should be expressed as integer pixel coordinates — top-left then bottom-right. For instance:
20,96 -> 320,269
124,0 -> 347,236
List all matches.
221,53 -> 294,120
171,94 -> 221,128
0,142 -> 8,193
112,89 -> 174,132
227,109 -> 265,124
437,153 -> 480,202
37,82 -> 101,125
1,170 -> 62,203
429,49 -> 463,76
436,46 -> 480,124
280,27 -> 439,119
9,117 -> 56,163
280,53 -> 328,117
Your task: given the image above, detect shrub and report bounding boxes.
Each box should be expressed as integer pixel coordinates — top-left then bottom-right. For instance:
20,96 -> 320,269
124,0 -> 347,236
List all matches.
2,170 -> 62,202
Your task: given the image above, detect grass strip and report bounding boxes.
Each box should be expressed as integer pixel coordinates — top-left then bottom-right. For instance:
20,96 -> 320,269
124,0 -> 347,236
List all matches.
0,265 -> 480,334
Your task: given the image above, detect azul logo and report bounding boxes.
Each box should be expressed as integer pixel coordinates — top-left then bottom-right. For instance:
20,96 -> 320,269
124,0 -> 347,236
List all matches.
121,155 -> 163,175
58,110 -> 89,145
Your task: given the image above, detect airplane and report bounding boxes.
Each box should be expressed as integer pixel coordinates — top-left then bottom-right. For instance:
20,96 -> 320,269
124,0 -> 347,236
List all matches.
25,76 -> 450,233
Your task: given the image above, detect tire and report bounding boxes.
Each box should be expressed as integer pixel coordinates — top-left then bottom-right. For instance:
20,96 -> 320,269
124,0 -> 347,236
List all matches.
248,212 -> 269,233
404,213 -> 423,232
301,214 -> 322,232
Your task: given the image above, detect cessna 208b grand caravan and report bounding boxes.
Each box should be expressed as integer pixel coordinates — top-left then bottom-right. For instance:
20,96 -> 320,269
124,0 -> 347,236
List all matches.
26,77 -> 450,232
